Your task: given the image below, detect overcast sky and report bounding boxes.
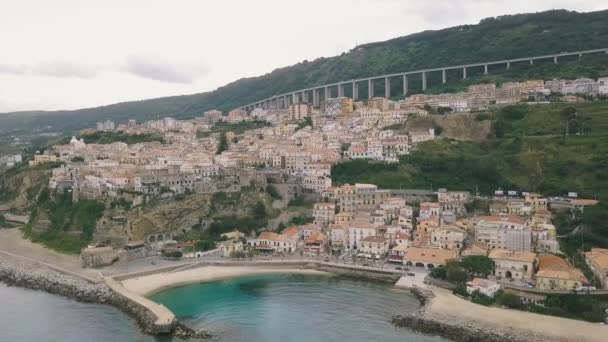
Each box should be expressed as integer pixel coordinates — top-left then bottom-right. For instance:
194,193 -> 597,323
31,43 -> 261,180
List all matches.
0,0 -> 605,113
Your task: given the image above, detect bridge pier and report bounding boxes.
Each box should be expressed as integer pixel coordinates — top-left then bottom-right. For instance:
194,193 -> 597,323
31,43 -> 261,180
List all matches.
422,72 -> 427,91
238,48 -> 608,114
385,77 -> 390,98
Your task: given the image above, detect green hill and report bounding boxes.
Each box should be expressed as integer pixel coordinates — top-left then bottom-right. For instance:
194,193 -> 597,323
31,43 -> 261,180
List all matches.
332,101 -> 608,252
2,9 -> 608,136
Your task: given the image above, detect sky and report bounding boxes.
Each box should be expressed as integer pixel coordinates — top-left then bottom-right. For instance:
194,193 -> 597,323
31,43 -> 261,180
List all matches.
0,0 -> 606,113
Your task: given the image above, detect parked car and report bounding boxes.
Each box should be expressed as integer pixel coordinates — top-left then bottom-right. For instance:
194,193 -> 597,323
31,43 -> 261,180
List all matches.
407,272 -> 415,276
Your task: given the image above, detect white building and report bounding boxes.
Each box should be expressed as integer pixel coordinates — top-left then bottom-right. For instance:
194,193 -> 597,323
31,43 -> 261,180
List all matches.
466,278 -> 500,297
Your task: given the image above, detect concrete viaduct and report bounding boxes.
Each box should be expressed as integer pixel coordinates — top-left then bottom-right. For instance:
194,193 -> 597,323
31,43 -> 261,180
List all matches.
240,48 -> 608,112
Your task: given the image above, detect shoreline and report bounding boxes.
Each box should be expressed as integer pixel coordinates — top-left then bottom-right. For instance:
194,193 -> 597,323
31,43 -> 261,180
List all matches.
123,266 -> 331,297
392,285 -> 608,342
3,252 -> 606,342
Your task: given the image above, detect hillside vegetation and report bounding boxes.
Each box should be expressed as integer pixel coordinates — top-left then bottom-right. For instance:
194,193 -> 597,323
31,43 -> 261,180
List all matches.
2,10 -> 608,135
333,102 -> 608,196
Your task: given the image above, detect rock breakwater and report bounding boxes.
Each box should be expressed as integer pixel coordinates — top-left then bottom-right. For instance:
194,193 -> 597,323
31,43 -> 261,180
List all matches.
392,287 -> 557,342
0,255 -> 209,338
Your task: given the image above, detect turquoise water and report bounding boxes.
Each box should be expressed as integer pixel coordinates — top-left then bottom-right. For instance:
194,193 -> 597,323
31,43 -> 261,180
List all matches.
151,274 -> 448,342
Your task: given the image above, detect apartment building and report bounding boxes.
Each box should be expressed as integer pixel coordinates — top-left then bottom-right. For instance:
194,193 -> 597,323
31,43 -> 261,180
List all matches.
313,203 -> 336,226
334,183 -> 390,213
474,215 -> 531,251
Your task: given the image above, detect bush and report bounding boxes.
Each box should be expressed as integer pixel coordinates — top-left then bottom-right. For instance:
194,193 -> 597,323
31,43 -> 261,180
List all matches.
496,292 -> 524,309
452,283 -> 467,297
500,105 -> 528,121
162,250 -> 183,258
460,255 -> 494,277
430,266 -> 447,280
266,184 -> 282,200
446,266 -> 468,283
471,290 -> 495,306
475,113 -> 490,121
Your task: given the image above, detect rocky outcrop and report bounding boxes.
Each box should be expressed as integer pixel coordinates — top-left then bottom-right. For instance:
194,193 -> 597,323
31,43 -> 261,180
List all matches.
0,255 -> 210,339
392,314 -> 527,342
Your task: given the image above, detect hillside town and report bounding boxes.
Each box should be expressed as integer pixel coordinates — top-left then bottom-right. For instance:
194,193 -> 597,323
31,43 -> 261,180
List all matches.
3,76 -> 607,305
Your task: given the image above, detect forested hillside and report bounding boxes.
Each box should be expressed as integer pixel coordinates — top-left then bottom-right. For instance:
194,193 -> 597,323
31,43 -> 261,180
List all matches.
2,9 -> 608,135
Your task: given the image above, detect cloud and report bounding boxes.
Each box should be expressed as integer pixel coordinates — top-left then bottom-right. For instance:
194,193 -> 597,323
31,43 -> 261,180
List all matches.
0,64 -> 27,75
123,56 -> 209,84
31,61 -> 99,79
0,61 -> 99,78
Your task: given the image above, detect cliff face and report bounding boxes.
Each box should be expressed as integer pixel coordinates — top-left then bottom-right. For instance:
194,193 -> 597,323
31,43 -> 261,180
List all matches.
0,166 -> 50,214
433,114 -> 493,141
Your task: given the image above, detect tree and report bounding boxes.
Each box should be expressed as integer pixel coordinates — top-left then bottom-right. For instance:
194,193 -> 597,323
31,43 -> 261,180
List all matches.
251,201 -> 267,219
446,267 -> 468,283
430,266 -> 447,280
217,132 -> 228,154
461,255 -> 495,278
497,292 -> 524,309
266,184 -> 282,200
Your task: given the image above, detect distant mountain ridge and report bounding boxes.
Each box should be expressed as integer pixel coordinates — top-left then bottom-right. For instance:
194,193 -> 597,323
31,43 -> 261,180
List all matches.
2,9 -> 608,135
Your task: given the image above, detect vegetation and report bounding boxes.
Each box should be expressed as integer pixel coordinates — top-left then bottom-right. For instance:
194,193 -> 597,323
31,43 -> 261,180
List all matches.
80,131 -> 164,145
162,250 -> 183,258
295,117 -> 313,131
216,132 -> 228,154
23,189 -> 105,254
197,120 -> 271,138
266,184 -> 282,200
333,102 -> 608,198
3,10 -> 608,136
459,288 -> 608,323
288,195 -> 315,208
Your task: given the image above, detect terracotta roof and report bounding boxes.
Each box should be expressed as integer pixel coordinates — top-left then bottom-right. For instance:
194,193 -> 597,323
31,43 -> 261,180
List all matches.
305,231 -> 326,244
570,199 -> 599,206
467,278 -> 498,289
585,248 -> 608,270
477,215 -> 526,225
403,247 -> 457,265
537,254 -> 569,270
361,236 -> 388,243
283,228 -> 300,237
391,244 -> 409,252
489,249 -> 536,263
536,267 -> 587,283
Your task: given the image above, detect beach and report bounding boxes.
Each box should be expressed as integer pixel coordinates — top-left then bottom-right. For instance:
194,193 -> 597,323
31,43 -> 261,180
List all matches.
120,265 -> 330,296
422,286 -> 607,342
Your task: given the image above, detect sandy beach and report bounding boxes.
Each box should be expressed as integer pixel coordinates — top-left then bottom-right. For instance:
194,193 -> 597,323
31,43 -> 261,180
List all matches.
426,286 -> 607,342
0,228 -> 100,280
121,265 -> 330,296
